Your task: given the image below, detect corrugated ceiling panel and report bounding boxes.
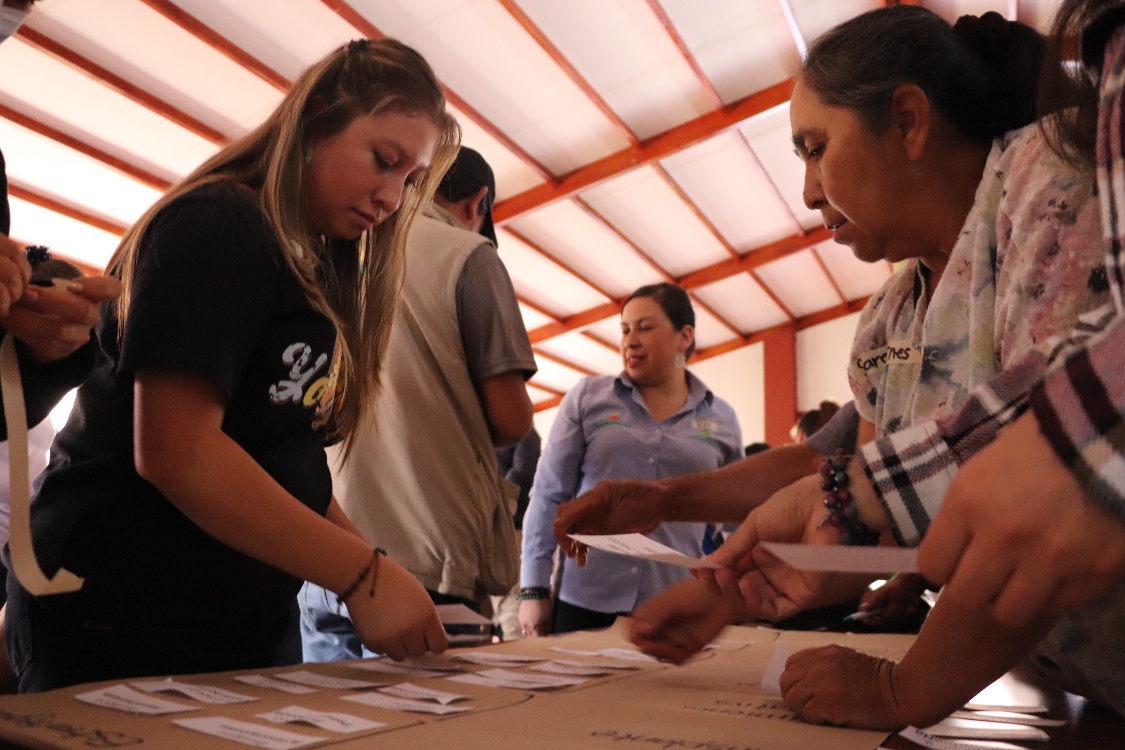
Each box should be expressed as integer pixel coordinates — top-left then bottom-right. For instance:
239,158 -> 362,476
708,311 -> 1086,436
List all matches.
693,275 -> 790,333
814,240 -> 893,301
0,40 -> 218,180
526,383 -> 558,404
925,0 -> 1009,24
754,250 -> 841,317
692,304 -> 739,349
658,0 -> 797,104
451,105 -> 547,201
0,118 -> 162,228
1017,0 -> 1065,31
508,201 -> 666,299
495,227 -> 611,317
581,317 -> 628,349
512,0 -> 713,139
517,302 -> 554,332
661,132 -> 798,252
29,0 -> 282,135
536,331 -> 621,375
348,0 -> 630,174
530,356 -> 587,393
738,104 -> 823,232
580,166 -> 731,277
8,196 -> 120,269
166,0 -> 354,80
790,0 -> 883,45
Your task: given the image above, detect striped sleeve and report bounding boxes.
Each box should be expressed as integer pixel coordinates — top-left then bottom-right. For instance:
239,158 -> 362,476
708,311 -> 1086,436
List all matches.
860,304 -> 1117,545
1032,320 -> 1125,522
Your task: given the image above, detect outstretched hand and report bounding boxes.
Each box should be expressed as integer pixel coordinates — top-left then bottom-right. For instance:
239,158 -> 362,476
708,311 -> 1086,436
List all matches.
920,411 -> 1125,629
554,479 -> 667,566
698,471 -> 880,623
1,275 -> 121,362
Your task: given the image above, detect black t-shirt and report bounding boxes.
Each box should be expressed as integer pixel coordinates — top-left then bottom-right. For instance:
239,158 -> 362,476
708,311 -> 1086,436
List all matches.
26,183 -> 336,670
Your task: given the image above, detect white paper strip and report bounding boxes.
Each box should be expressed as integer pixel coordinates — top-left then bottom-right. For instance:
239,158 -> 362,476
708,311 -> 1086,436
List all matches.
921,717 -> 1049,741
235,675 -> 318,695
173,717 -> 323,749
274,670 -> 384,690
435,604 -> 492,626
760,542 -> 919,573
341,691 -> 473,715
949,710 -> 1066,727
1,334 -> 83,594
75,685 -> 198,715
531,661 -> 609,676
454,652 -> 543,665
760,645 -> 790,697
447,668 -> 586,690
345,661 -> 450,679
378,682 -> 467,705
547,658 -> 639,671
568,533 -> 724,569
549,646 -> 656,662
130,679 -> 256,704
897,726 -> 1030,750
257,705 -> 386,733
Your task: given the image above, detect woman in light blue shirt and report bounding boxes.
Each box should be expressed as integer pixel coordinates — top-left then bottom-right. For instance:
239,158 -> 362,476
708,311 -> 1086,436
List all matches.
518,283 -> 743,635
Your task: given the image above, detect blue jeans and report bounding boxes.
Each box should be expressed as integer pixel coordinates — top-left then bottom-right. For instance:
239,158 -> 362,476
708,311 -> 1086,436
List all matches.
298,582 -> 486,662
298,581 -> 378,662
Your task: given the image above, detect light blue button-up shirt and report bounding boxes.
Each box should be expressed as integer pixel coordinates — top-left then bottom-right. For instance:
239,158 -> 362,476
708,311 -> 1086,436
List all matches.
521,372 -> 743,614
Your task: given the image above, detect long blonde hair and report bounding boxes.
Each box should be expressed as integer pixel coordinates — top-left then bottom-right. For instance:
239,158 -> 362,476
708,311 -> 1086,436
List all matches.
107,38 -> 461,455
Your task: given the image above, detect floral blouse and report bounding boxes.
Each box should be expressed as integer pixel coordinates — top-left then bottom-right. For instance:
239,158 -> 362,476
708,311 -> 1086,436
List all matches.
848,123 -> 1109,438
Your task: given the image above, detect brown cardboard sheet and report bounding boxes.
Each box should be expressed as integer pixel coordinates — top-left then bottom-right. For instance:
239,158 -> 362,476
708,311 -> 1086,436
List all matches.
0,623 -> 911,750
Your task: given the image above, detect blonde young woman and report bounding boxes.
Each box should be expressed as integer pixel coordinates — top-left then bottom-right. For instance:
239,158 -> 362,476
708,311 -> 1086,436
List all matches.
5,38 -> 460,692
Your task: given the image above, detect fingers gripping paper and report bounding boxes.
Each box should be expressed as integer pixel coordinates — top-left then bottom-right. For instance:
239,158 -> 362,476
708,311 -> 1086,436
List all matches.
1,334 -> 82,594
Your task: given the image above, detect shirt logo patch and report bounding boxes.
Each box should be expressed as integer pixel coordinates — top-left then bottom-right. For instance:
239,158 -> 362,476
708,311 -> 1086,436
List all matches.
269,342 -> 329,407
592,411 -> 632,430
693,419 -> 717,438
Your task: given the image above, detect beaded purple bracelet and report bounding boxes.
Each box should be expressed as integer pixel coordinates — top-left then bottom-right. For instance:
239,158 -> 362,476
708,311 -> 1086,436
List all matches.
818,449 -> 880,546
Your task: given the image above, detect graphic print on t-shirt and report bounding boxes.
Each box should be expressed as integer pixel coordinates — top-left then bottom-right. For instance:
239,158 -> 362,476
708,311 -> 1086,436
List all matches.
269,342 -> 329,407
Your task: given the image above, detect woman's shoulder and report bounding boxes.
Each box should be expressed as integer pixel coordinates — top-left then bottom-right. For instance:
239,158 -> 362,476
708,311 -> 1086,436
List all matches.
995,121 -> 1093,187
158,181 -> 266,225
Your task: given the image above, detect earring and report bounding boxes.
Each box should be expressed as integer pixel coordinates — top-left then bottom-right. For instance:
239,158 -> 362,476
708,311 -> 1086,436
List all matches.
675,352 -> 687,368
304,146 -> 315,164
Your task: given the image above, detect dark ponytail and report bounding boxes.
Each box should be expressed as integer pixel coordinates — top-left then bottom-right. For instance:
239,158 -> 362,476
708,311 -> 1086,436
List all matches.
802,6 -> 1045,144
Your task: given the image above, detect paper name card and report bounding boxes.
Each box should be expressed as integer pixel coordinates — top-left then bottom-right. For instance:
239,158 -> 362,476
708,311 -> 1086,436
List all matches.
551,647 -> 657,661
964,675 -> 1049,714
346,661 -> 452,679
531,661 -> 610,677
545,656 -> 640,671
896,726 -> 1027,750
378,682 -> 467,705
920,716 -> 1050,741
341,691 -> 473,715
759,645 -> 790,697
949,710 -> 1066,728
435,603 -> 492,626
235,675 -> 318,695
447,668 -> 586,691
130,678 -> 256,704
454,651 -> 544,666
257,705 -> 386,733
173,716 -> 322,749
75,685 -> 199,715
760,542 -> 919,573
275,670 -> 384,690
568,533 -> 724,569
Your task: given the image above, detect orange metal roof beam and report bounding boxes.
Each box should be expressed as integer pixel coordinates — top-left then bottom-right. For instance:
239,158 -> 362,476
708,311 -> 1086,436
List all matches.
494,78 -> 794,222
8,183 -> 127,236
0,104 -> 173,191
528,225 -> 831,343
